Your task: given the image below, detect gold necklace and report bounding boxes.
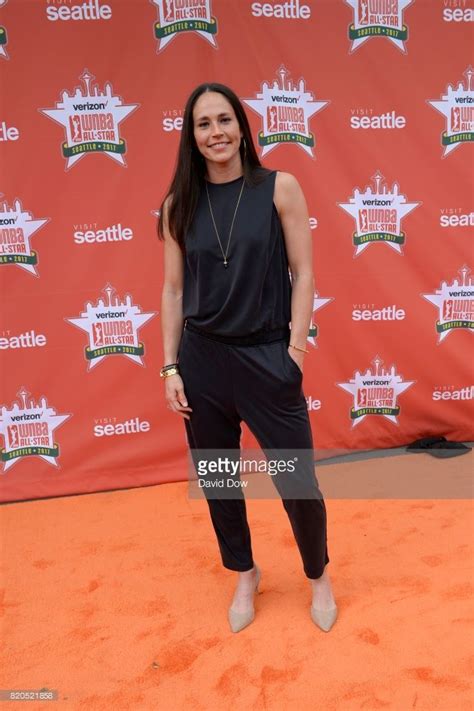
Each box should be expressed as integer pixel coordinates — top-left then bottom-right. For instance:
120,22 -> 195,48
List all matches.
205,177 -> 245,268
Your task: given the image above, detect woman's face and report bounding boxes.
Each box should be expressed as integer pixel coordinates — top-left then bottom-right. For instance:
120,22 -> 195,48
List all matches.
192,91 -> 243,169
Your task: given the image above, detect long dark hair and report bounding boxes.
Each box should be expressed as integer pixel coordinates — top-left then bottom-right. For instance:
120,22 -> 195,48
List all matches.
157,82 -> 270,251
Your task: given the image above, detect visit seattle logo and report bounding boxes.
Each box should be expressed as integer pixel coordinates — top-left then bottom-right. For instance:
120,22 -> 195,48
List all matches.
346,0 -> 413,53
0,196 -> 49,276
40,69 -> 139,170
0,0 -> 8,60
243,66 -> 328,158
422,266 -> 474,343
151,0 -> 218,52
339,171 -> 419,256
338,356 -> 414,427
0,387 -> 71,472
66,284 -> 156,370
428,66 -> 474,158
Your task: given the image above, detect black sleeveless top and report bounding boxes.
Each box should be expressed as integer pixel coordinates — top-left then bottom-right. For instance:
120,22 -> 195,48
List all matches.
182,170 -> 292,339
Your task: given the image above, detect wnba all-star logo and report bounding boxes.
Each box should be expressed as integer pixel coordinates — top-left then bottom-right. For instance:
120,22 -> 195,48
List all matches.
0,0 -> 8,60
151,0 -> 218,52
346,0 -> 413,53
339,171 -> 419,256
428,66 -> 474,158
40,69 -> 139,170
0,196 -> 49,276
422,266 -> 474,343
0,388 -> 71,472
243,66 -> 328,158
66,284 -> 156,370
307,291 -> 333,348
338,356 -> 414,427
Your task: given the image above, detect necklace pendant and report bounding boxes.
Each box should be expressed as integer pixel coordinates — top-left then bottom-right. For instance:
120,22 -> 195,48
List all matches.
224,259 -> 229,268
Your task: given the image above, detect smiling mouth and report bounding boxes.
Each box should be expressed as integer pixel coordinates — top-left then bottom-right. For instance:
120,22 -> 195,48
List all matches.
209,142 -> 230,148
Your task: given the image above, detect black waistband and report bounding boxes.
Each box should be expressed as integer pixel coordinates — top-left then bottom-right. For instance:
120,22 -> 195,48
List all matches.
184,321 -> 290,346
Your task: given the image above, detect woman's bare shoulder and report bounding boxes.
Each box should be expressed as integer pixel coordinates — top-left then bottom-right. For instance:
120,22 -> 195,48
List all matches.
275,171 -> 299,189
274,171 -> 302,211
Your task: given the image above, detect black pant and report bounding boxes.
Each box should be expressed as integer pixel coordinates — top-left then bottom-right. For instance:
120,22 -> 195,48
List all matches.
178,326 -> 330,579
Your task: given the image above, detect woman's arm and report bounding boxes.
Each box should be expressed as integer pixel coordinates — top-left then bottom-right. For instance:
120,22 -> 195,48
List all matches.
161,198 -> 192,419
161,196 -> 185,363
274,171 -> 314,370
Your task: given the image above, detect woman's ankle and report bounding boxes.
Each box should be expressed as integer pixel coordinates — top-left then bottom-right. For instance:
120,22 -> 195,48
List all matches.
238,566 -> 257,579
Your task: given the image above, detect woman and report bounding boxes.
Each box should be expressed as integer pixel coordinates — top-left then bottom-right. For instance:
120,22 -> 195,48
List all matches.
158,82 -> 337,633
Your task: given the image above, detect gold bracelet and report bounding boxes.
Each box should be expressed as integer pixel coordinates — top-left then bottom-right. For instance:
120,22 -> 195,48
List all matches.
161,362 -> 178,370
289,343 -> 309,354
160,366 -> 179,378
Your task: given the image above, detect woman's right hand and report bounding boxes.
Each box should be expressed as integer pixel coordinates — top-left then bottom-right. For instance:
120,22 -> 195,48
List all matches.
164,374 -> 193,420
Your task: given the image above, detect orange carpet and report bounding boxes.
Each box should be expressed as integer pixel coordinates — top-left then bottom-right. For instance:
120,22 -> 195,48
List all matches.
1,451 -> 473,710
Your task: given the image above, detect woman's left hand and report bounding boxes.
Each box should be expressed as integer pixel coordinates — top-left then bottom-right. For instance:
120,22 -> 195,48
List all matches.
288,347 -> 304,374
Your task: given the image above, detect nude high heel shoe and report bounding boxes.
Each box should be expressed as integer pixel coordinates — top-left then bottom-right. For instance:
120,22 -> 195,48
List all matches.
310,603 -> 338,632
228,564 -> 261,633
